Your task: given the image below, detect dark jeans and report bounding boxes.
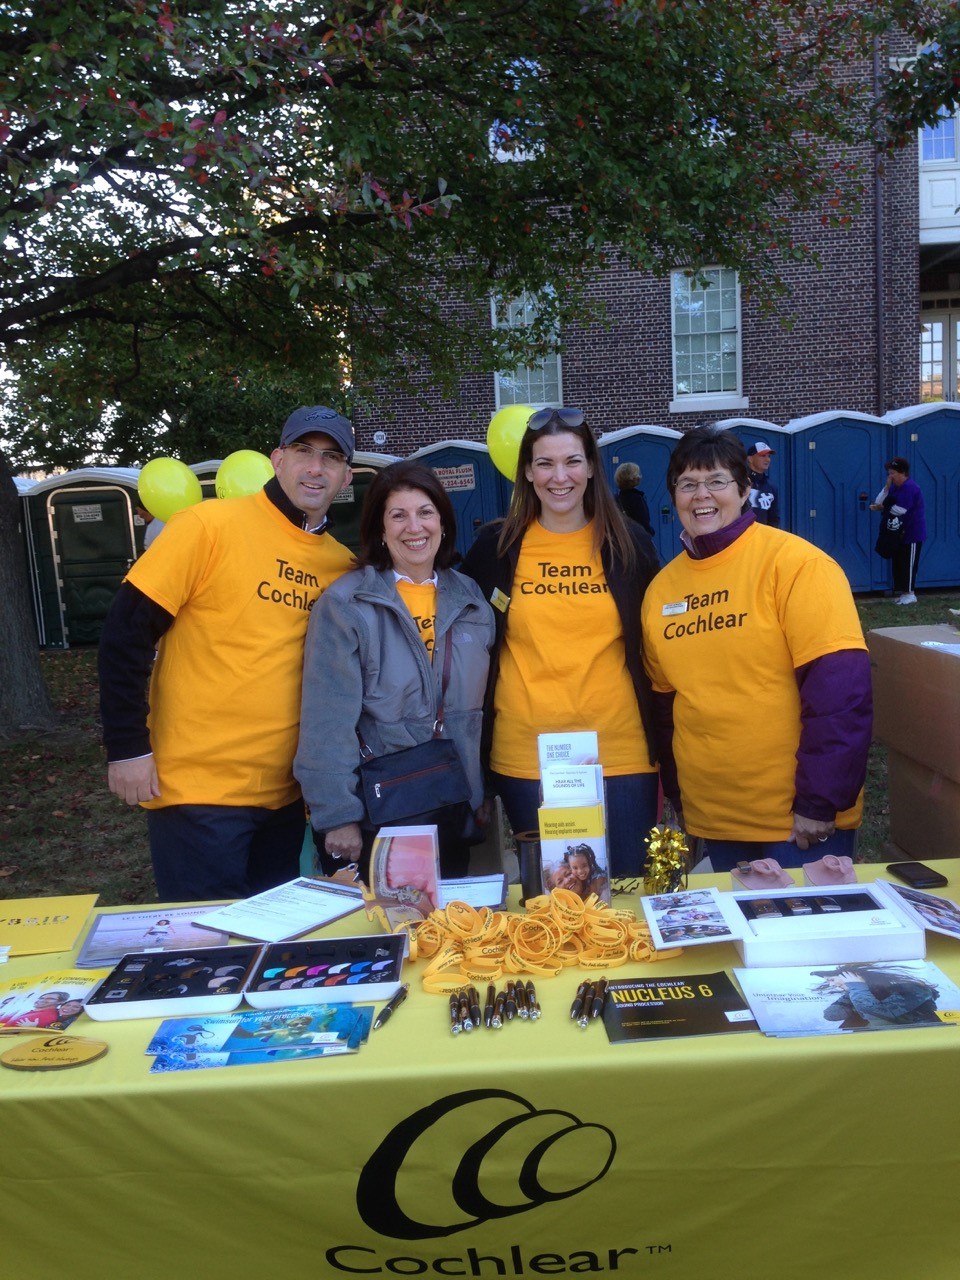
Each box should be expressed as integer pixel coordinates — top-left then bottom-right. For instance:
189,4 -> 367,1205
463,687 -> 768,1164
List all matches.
146,800 -> 306,902
699,827 -> 858,873
490,770 -> 660,878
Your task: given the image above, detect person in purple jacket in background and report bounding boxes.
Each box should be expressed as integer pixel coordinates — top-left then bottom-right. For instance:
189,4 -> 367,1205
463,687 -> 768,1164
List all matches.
883,457 -> 926,606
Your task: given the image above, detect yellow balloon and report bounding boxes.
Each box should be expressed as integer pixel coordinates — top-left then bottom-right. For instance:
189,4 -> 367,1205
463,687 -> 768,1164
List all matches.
486,404 -> 534,480
138,457 -> 203,522
215,450 -> 274,500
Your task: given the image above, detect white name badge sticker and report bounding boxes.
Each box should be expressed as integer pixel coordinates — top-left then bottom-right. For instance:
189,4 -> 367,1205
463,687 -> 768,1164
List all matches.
662,601 -> 688,616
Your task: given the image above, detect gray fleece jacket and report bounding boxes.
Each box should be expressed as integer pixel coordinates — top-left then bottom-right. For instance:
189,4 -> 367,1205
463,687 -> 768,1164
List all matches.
294,565 -> 495,834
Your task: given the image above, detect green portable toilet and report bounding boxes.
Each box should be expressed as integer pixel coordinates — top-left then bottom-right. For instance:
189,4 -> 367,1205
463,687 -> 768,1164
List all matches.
20,468 -> 141,647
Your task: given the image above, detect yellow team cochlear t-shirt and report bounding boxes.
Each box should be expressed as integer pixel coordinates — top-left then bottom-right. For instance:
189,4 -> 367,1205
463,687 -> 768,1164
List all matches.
395,579 -> 437,658
491,520 -> 651,780
126,488 -> 353,809
641,522 -> 867,841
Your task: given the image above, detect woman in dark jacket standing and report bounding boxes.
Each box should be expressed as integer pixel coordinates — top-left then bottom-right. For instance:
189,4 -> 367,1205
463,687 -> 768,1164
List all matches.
462,408 -> 660,877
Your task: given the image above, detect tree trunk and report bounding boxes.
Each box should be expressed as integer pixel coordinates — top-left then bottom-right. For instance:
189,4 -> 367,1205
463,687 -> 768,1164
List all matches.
0,451 -> 56,732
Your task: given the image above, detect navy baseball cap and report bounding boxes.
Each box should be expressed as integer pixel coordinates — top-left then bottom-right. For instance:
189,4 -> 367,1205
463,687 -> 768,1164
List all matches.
280,406 -> 355,461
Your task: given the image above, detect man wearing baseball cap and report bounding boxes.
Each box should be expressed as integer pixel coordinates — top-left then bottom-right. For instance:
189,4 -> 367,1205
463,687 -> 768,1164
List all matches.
745,441 -> 780,527
882,456 -> 926,605
98,407 -> 355,900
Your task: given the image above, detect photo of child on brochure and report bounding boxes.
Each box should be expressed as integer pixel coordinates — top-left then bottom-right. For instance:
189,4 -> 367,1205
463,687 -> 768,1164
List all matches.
544,842 -> 610,902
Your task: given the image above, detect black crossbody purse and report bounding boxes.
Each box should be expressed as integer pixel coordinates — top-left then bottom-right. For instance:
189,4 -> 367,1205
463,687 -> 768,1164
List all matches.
357,638 -> 477,839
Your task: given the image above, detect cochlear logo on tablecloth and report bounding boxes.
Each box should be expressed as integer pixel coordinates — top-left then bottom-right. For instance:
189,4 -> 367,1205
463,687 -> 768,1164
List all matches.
356,1088 -> 616,1240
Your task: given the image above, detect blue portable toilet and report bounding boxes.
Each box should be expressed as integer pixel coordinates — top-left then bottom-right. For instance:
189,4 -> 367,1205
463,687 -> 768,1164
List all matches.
884,402 -> 960,590
408,440 -> 511,556
715,418 -> 791,532
597,425 -> 683,564
785,411 -> 894,592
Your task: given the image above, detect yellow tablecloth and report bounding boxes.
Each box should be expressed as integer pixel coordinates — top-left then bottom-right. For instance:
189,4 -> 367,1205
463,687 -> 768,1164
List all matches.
2,866 -> 959,1280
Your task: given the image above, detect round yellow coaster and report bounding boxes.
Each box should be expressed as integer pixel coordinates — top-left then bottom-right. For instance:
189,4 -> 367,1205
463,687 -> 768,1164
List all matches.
0,1035 -> 109,1072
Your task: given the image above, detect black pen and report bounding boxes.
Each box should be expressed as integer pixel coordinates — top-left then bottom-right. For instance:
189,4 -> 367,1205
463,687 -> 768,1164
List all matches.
505,980 -> 517,1021
493,989 -> 505,1028
459,989 -> 474,1032
516,980 -> 529,1020
468,986 -> 482,1029
450,992 -> 463,1036
484,983 -> 496,1029
526,980 -> 541,1020
570,980 -> 590,1021
590,977 -> 608,1020
374,982 -> 409,1030
578,982 -> 596,1028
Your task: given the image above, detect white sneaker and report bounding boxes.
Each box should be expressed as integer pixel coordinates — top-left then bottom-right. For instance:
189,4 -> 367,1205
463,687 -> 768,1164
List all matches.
895,592 -> 917,605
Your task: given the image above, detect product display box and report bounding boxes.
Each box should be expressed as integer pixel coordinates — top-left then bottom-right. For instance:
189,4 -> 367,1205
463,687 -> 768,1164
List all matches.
731,882 -> 925,968
244,935 -> 405,1009
867,625 -> 960,860
84,945 -> 263,1020
84,936 -> 407,1020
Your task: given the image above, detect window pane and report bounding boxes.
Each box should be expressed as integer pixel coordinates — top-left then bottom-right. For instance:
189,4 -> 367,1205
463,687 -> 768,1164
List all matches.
672,268 -> 741,398
920,320 -> 944,401
921,109 -> 957,163
494,290 -> 561,407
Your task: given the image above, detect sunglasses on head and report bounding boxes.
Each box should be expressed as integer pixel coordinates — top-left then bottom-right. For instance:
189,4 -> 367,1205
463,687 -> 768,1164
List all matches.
527,407 -> 586,433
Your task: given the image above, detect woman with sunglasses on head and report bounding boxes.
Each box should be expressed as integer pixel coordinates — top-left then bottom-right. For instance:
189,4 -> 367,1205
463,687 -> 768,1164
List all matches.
640,427 -> 872,873
295,461 -> 495,882
461,408 -> 661,877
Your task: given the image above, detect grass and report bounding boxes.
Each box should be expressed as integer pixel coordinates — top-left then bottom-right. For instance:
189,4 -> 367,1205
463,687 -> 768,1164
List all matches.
1,588 -> 958,905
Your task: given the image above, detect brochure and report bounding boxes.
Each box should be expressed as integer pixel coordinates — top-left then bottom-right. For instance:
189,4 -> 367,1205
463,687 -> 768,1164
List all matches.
734,959 -> 960,1038
879,881 -> 960,942
194,876 -> 365,944
539,803 -> 611,904
76,905 -> 230,968
0,969 -> 104,1031
147,1004 -> 373,1056
364,825 -> 441,931
640,887 -> 743,949
147,1004 -> 373,1072
0,894 -> 99,956
603,971 -> 757,1044
438,875 -> 508,910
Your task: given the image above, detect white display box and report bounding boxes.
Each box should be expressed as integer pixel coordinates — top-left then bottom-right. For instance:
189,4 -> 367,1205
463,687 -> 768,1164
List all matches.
731,881 -> 926,968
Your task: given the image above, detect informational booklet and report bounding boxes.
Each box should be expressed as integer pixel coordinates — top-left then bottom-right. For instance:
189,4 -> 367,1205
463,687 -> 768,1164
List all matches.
879,881 -> 960,942
603,971 -> 757,1044
734,959 -> 960,1038
193,877 -> 365,944
365,825 -> 441,931
438,875 -> 508,910
76,905 -> 230,968
641,887 -> 743,950
0,969 -> 103,1031
0,894 -> 99,956
147,1004 -> 373,1072
539,803 -> 611,904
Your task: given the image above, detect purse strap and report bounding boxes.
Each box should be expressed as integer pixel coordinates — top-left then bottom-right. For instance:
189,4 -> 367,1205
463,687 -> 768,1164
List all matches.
357,632 -> 454,759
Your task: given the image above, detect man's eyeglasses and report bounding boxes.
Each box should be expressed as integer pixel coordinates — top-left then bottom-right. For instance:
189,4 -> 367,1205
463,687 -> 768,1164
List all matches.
527,407 -> 586,433
674,477 -> 737,495
284,443 -> 348,467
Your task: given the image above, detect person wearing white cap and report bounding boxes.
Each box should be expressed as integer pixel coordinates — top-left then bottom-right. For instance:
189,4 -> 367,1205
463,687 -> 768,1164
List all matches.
745,441 -> 780,528
98,406 -> 355,901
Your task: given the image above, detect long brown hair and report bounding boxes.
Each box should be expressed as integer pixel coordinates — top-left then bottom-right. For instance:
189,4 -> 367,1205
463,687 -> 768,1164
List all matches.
496,413 -> 635,568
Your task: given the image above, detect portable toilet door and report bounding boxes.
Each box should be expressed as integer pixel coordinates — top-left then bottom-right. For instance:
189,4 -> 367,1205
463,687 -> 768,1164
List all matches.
25,469 -> 141,646
715,418 -> 791,532
409,440 -> 510,556
885,402 -> 960,590
785,412 -> 894,592
597,425 -> 683,564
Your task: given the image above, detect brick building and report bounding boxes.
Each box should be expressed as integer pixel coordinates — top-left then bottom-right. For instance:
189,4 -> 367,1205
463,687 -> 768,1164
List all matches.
354,61 -> 960,461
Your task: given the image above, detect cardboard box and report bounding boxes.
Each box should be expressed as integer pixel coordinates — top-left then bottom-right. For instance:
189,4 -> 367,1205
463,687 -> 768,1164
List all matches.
887,749 -> 960,861
867,625 -> 960,784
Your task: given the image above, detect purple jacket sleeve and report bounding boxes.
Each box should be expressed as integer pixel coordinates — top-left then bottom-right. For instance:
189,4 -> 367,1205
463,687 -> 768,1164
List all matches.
793,650 -> 873,821
650,690 -> 681,812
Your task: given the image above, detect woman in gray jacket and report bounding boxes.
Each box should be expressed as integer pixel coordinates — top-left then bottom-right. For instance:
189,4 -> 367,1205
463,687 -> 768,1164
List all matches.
295,461 -> 495,879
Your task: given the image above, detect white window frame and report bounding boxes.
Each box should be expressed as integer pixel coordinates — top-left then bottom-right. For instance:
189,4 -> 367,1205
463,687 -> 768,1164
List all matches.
491,292 -> 563,409
919,296 -> 960,401
669,267 -> 748,414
